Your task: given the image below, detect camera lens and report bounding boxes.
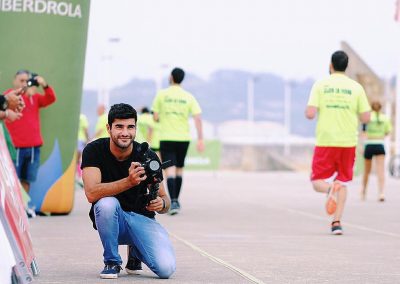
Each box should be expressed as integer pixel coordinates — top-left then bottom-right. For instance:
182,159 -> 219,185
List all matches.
149,160 -> 160,171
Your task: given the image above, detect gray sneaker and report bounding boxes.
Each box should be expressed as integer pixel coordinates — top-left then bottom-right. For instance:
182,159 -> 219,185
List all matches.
169,200 -> 179,215
331,221 -> 343,235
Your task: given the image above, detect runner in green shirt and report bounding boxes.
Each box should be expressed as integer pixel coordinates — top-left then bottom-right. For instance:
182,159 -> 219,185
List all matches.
136,107 -> 153,144
94,104 -> 108,140
306,50 -> 371,235
135,106 -> 161,154
360,101 -> 392,202
152,67 -> 204,215
150,119 -> 161,153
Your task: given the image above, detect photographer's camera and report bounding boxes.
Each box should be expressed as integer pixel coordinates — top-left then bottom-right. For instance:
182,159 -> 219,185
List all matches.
27,73 -> 39,87
137,142 -> 171,206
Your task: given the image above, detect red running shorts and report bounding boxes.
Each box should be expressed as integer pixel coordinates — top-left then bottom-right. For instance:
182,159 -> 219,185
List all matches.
311,146 -> 356,182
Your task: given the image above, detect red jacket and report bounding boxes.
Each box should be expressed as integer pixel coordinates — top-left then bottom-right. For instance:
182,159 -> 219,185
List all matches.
5,87 -> 56,148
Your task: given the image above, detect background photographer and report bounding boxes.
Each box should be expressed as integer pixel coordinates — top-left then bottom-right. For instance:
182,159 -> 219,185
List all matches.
81,103 -> 175,280
4,70 -> 57,196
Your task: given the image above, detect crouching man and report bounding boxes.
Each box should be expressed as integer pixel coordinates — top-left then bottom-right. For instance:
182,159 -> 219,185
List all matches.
81,103 -> 176,279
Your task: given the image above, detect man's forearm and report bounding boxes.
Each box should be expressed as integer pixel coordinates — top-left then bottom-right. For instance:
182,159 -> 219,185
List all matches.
85,177 -> 135,203
194,115 -> 203,140
39,85 -> 56,106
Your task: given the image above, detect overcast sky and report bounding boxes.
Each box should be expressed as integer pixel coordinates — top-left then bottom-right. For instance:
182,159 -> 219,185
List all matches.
83,0 -> 400,90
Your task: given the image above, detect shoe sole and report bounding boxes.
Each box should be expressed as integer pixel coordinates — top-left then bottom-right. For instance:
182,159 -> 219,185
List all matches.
326,183 -> 340,215
100,274 -> 118,279
169,209 -> 179,215
126,268 -> 142,275
331,229 -> 343,235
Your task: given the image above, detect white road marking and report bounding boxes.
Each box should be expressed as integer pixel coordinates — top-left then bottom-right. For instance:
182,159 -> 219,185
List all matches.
281,207 -> 400,238
171,233 -> 266,284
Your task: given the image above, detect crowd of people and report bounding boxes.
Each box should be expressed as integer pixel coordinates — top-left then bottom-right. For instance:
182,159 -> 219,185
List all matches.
0,67 -> 205,279
2,60 -> 396,280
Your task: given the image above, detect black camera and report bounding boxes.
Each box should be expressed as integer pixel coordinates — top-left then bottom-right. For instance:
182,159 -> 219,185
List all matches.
137,142 -> 171,205
27,73 -> 39,87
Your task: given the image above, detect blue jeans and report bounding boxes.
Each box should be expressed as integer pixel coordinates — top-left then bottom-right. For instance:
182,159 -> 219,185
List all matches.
94,197 -> 176,279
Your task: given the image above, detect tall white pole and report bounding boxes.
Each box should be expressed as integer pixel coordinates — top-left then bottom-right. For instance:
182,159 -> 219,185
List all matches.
102,37 -> 120,108
384,79 -> 392,172
158,64 -> 169,91
104,55 -> 111,108
247,77 -> 254,123
396,72 -> 400,155
284,81 -> 291,156
97,55 -> 108,107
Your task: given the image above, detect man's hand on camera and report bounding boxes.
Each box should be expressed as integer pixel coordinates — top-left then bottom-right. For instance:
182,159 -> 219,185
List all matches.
4,89 -> 24,111
128,162 -> 146,186
146,196 -> 164,212
36,76 -> 48,88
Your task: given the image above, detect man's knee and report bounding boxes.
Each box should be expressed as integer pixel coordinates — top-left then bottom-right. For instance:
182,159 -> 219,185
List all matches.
147,250 -> 176,279
311,180 -> 320,192
311,179 -> 329,193
94,197 -> 120,217
154,260 -> 176,279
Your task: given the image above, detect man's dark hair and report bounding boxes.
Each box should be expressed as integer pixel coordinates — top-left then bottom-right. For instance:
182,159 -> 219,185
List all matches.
141,106 -> 150,114
108,103 -> 137,127
171,67 -> 185,84
331,51 -> 348,72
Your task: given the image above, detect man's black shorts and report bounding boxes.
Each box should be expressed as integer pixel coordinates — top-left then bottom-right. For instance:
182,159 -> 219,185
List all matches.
160,141 -> 190,168
364,144 -> 385,160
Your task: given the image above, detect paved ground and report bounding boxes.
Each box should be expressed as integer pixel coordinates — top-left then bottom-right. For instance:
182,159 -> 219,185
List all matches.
29,171 -> 400,283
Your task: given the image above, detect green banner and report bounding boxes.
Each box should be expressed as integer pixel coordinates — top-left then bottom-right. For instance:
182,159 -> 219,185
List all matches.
0,0 -> 90,213
185,140 -> 222,170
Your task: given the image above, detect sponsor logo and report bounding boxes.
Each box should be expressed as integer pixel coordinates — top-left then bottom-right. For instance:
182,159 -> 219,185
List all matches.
0,0 -> 82,18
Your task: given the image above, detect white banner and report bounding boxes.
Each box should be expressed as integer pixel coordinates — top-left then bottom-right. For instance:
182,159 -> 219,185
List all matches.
0,222 -> 15,284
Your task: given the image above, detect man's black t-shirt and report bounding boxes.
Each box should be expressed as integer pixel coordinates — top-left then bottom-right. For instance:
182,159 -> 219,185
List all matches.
81,138 -> 160,227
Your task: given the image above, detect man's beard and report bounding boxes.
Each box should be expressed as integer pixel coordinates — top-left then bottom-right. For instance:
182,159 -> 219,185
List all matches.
111,135 -> 134,149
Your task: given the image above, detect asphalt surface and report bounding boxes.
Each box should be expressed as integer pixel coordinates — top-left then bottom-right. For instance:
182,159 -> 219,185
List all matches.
29,171 -> 400,283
